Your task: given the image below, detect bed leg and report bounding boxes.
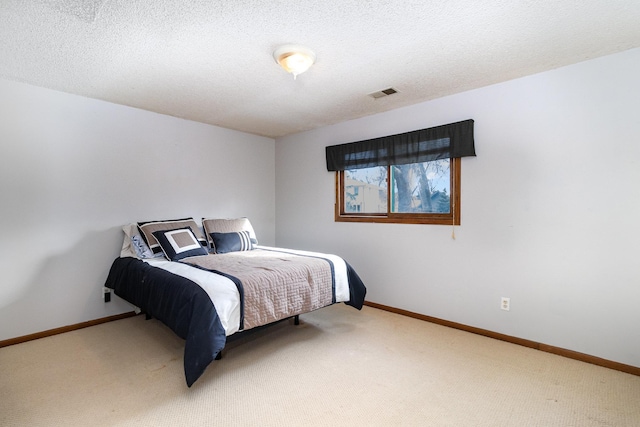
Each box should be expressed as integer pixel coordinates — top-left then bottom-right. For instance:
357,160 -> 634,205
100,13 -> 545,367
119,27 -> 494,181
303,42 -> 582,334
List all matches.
215,351 -> 222,360
294,315 -> 299,325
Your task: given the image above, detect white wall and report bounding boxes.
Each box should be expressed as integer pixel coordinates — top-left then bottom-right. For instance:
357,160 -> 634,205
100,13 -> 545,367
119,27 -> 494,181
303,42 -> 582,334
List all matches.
275,48 -> 640,368
0,79 -> 275,341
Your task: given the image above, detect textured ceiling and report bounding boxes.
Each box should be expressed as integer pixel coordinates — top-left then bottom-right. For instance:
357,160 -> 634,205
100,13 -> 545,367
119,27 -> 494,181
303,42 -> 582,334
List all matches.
1,1 -> 639,138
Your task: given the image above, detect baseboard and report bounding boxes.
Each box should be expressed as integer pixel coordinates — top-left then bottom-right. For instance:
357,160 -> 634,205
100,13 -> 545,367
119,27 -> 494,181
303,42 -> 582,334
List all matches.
0,312 -> 137,348
364,301 -> 640,377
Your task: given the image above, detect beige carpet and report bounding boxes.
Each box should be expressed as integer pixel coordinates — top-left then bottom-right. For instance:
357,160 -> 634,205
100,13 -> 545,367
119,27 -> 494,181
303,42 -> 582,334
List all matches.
1,304 -> 639,426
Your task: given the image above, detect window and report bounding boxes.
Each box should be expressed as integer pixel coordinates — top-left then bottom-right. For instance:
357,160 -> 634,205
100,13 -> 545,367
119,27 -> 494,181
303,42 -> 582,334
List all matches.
326,119 -> 475,225
336,158 -> 460,224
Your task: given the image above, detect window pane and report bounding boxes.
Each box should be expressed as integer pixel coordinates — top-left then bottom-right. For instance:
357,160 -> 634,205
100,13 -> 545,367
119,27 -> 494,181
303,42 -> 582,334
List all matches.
391,159 -> 450,213
344,167 -> 387,213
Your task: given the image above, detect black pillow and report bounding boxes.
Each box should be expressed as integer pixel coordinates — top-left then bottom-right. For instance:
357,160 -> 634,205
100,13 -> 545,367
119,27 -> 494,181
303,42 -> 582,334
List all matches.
210,231 -> 254,254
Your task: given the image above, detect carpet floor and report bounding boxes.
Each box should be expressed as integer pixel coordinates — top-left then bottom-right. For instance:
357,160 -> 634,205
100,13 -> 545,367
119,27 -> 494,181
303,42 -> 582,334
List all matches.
1,304 -> 639,426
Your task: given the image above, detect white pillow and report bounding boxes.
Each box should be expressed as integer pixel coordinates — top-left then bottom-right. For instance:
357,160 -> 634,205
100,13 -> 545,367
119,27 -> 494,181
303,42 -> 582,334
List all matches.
120,223 -> 159,259
120,223 -> 140,258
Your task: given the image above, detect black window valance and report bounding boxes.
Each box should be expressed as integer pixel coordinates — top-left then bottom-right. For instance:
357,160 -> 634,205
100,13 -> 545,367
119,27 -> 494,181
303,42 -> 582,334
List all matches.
325,119 -> 476,171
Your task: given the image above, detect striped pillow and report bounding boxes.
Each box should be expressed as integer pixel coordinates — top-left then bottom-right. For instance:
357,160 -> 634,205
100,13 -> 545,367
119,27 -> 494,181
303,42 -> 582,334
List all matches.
209,231 -> 254,254
202,217 -> 258,250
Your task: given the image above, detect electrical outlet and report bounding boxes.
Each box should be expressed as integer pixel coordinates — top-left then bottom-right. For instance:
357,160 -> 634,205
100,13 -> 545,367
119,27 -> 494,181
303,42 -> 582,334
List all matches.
501,297 -> 510,311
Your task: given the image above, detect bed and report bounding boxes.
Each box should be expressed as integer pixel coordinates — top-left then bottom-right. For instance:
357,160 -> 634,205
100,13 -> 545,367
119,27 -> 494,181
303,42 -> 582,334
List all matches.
104,217 -> 366,387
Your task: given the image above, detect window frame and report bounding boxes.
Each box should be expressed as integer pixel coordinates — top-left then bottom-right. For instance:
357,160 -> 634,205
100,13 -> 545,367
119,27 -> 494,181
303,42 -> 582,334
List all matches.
335,157 -> 461,225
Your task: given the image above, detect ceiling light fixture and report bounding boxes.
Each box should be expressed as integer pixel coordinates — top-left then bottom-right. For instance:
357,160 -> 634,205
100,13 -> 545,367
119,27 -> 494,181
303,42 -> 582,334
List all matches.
273,45 -> 316,80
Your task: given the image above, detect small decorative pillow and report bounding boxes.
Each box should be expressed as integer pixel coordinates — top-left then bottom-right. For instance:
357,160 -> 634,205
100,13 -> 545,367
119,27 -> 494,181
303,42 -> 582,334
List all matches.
202,217 -> 258,250
138,218 -> 207,255
152,227 -> 209,261
209,230 -> 254,254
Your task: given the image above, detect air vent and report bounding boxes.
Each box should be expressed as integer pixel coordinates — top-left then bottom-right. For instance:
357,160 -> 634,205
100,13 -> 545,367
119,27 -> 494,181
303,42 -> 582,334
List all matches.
368,87 -> 398,99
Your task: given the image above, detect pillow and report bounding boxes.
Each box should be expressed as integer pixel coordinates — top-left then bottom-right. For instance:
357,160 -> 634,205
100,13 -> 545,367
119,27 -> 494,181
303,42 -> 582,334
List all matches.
120,223 -> 140,258
138,218 -> 206,255
209,231 -> 254,254
152,227 -> 209,261
131,235 -> 156,259
202,217 -> 258,250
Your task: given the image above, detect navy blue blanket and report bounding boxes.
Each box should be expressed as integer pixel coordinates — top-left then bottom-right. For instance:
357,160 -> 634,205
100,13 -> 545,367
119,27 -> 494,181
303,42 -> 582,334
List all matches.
104,256 -> 366,387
